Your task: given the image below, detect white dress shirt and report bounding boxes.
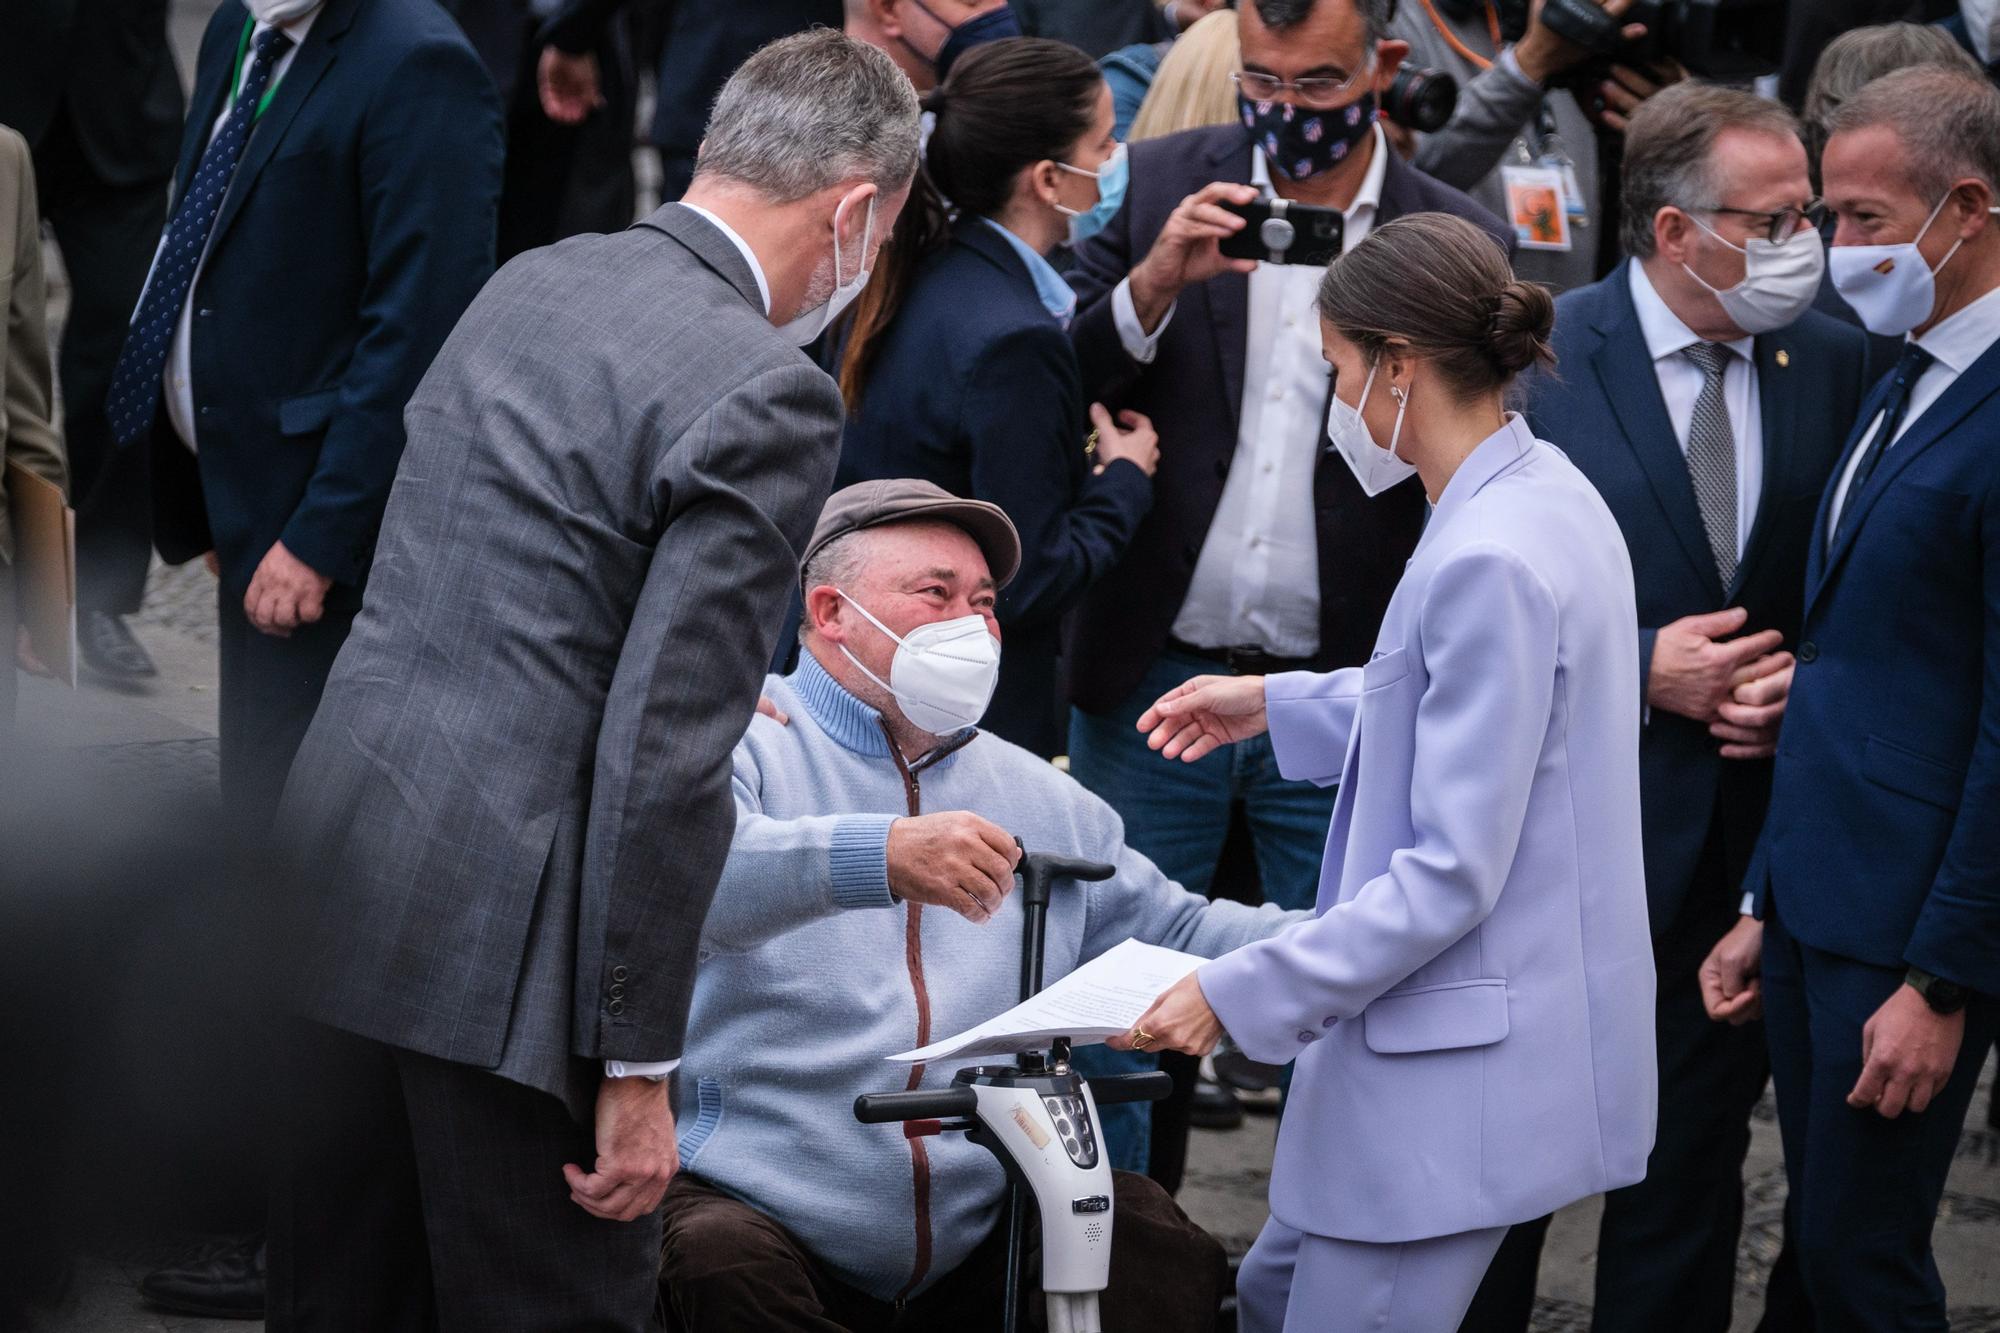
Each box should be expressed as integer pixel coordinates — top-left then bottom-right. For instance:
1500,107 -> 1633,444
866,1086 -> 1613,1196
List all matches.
678,203 -> 773,316
1627,261 -> 1763,559
1110,123 -> 1390,656
1826,281 -> 2000,542
158,7 -> 320,451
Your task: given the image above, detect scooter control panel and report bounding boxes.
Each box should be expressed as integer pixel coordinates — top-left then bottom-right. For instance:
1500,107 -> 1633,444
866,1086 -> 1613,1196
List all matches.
1042,1092 -> 1099,1169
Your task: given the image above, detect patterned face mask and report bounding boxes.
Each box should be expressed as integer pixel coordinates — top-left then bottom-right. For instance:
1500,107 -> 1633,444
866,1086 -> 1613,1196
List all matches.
1237,92 -> 1377,182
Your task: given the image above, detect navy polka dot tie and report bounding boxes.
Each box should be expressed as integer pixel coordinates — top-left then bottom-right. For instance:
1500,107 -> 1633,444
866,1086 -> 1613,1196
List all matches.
105,26 -> 294,448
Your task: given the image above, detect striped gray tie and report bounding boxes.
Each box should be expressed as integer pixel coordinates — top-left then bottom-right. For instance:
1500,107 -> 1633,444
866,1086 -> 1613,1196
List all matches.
1682,342 -> 1738,586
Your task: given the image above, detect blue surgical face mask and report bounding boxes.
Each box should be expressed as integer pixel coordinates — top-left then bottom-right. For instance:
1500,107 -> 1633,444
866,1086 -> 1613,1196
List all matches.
1053,142 -> 1128,246
903,0 -> 1022,81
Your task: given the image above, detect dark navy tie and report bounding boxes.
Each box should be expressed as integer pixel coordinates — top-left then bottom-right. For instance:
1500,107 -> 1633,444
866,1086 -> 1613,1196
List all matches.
105,26 -> 294,448
1833,342 -> 1935,545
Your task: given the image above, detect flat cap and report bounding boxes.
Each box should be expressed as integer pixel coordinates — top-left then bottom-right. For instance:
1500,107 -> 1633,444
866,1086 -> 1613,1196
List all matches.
802,479 -> 1022,589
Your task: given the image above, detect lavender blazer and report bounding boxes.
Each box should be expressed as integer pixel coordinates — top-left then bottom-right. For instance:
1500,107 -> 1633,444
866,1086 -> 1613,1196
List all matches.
1199,415 -> 1658,1243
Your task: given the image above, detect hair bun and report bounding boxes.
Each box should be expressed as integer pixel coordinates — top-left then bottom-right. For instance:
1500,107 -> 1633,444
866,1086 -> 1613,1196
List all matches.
919,86 -> 948,116
1485,280 -> 1556,377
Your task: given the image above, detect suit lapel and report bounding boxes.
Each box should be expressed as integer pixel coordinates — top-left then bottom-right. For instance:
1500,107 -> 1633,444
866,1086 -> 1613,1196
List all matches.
1202,132 -> 1254,432
1733,331 -> 1797,598
1810,336 -> 2000,608
1803,373 -> 1891,597
1591,264 -> 1723,599
176,25 -> 237,200
206,0 -> 357,256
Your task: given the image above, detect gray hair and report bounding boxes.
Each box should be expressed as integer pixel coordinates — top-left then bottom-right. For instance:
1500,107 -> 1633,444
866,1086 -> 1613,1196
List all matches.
1803,23 -> 1982,169
1252,0 -> 1393,41
696,28 -> 922,204
1827,64 -> 2000,204
798,530 -> 872,641
1619,81 -> 1802,259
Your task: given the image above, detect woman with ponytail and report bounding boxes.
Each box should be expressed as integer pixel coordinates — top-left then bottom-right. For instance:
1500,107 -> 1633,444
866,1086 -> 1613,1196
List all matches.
836,37 -> 1160,759
1111,214 -> 1659,1330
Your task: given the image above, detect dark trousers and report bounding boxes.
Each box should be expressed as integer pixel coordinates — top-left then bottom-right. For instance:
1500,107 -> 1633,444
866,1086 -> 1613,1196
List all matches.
33,110 -> 168,615
658,1168 -> 1228,1332
269,1021 -> 662,1332
1761,895 -> 1999,1331
1461,829 -> 1800,1332
216,582 -> 356,828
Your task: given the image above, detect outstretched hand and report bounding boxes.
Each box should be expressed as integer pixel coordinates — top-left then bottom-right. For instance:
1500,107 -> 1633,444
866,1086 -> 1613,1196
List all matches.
1136,673 -> 1269,762
1106,971 -> 1224,1057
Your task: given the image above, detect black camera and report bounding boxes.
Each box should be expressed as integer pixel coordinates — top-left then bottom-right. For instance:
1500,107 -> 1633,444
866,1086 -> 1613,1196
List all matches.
1493,0 -> 1786,81
1382,65 -> 1460,133
1217,198 -> 1346,266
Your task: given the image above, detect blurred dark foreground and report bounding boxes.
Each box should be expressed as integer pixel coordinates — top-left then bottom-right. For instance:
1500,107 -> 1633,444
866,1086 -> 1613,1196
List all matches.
0,742 -> 291,1332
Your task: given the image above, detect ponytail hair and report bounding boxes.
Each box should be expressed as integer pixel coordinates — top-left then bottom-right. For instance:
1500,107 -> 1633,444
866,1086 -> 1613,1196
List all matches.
837,38 -> 1104,412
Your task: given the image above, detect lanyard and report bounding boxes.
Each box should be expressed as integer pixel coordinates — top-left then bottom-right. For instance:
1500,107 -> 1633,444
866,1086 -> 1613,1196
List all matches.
227,17 -> 283,122
1417,0 -> 1504,70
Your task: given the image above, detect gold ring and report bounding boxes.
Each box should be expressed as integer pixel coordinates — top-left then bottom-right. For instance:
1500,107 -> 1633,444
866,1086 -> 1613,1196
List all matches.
1130,1027 -> 1156,1050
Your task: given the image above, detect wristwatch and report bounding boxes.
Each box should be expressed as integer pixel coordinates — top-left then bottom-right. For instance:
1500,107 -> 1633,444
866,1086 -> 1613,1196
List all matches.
1905,966 -> 1971,1015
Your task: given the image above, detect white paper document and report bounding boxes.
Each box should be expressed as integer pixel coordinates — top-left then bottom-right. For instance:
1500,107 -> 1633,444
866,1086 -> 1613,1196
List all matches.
886,938 -> 1205,1064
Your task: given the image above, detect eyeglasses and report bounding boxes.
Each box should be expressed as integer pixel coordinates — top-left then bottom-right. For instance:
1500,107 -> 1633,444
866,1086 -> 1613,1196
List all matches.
1230,63 -> 1373,110
1688,199 -> 1831,245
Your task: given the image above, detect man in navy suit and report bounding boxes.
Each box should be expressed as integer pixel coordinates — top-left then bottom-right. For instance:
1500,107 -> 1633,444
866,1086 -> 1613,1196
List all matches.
106,0 -> 502,833
1462,83 -> 1871,1333
101,0 -> 500,1314
1061,0 -> 1510,1183
1701,64 -> 2000,1329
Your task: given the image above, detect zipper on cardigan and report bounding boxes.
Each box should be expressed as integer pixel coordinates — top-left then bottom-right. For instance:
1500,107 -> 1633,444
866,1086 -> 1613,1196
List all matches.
882,721 -> 978,1302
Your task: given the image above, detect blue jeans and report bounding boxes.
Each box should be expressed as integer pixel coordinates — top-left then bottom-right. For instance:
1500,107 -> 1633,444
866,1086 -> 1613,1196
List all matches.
1066,650 -> 1337,1172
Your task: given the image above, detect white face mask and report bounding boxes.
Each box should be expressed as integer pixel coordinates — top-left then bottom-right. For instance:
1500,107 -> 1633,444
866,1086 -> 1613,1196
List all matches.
1325,358 -> 1417,497
1827,191 -> 2000,337
1683,216 -> 1825,335
780,193 -> 876,346
835,591 -> 1001,735
245,0 -> 319,24
1961,0 -> 1998,64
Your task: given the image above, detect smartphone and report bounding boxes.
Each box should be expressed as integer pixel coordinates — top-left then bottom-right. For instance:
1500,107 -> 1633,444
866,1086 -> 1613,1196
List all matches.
1218,198 -> 1346,266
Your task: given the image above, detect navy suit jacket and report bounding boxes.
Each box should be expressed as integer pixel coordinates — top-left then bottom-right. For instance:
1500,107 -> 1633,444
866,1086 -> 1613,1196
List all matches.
149,0 -> 503,596
1064,124 -> 1512,715
839,219 -> 1153,757
1524,262 -> 1872,937
1746,326 -> 2000,998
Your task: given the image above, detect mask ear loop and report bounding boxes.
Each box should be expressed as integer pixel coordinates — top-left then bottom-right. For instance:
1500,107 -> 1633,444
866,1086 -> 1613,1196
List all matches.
1387,377 -> 1411,460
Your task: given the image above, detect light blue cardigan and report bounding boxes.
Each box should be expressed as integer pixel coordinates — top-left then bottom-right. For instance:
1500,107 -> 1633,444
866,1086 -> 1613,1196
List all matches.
674,651 -> 1295,1300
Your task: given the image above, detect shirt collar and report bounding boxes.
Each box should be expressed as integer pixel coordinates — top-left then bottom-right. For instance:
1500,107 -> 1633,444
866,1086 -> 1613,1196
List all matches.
1912,279 -> 2000,375
979,217 -> 1076,326
1628,259 -> 1754,364
789,648 -> 976,766
1251,120 -> 1389,221
678,203 -> 773,316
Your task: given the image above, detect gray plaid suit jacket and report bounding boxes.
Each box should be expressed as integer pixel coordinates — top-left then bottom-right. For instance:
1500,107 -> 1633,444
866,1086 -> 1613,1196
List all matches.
280,204 -> 844,1106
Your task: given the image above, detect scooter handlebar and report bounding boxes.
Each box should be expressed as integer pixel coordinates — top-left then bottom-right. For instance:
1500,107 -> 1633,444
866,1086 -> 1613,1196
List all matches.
854,1086 -> 979,1124
1085,1071 -> 1175,1105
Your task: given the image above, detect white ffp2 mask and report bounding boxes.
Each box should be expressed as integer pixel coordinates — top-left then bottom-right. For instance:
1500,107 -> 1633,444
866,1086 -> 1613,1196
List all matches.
836,592 -> 1000,734
1325,359 -> 1418,497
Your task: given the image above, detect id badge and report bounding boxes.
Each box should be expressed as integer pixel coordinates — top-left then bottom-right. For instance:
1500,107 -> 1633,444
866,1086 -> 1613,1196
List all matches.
1549,156 -> 1589,225
1501,164 -> 1571,252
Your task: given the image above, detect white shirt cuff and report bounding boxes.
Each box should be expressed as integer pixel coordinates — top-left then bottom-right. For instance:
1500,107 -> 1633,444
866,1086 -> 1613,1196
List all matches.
1112,277 -> 1173,364
604,1059 -> 679,1080
1739,894 -> 1755,917
1496,45 -> 1540,92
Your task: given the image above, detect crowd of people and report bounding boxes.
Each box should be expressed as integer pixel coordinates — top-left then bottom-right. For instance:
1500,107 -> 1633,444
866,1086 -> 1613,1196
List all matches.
3,0 -> 1999,1329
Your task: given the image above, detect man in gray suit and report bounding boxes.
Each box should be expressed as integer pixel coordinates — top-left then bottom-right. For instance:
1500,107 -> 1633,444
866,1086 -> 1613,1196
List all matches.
269,30 -> 919,1330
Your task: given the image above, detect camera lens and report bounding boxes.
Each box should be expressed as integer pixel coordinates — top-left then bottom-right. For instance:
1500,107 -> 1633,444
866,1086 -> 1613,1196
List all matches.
1383,67 -> 1459,135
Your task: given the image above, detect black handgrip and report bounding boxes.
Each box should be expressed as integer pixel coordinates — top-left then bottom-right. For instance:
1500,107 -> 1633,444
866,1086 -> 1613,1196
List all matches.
854,1086 -> 978,1124
1017,850 -> 1117,907
1086,1071 -> 1175,1105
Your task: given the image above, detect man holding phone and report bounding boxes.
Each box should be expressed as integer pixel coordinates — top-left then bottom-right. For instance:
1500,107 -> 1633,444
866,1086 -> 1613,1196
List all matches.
1062,0 -> 1510,1186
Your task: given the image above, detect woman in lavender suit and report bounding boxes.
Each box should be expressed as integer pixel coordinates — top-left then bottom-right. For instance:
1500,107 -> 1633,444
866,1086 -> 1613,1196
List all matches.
1112,214 -> 1658,1330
